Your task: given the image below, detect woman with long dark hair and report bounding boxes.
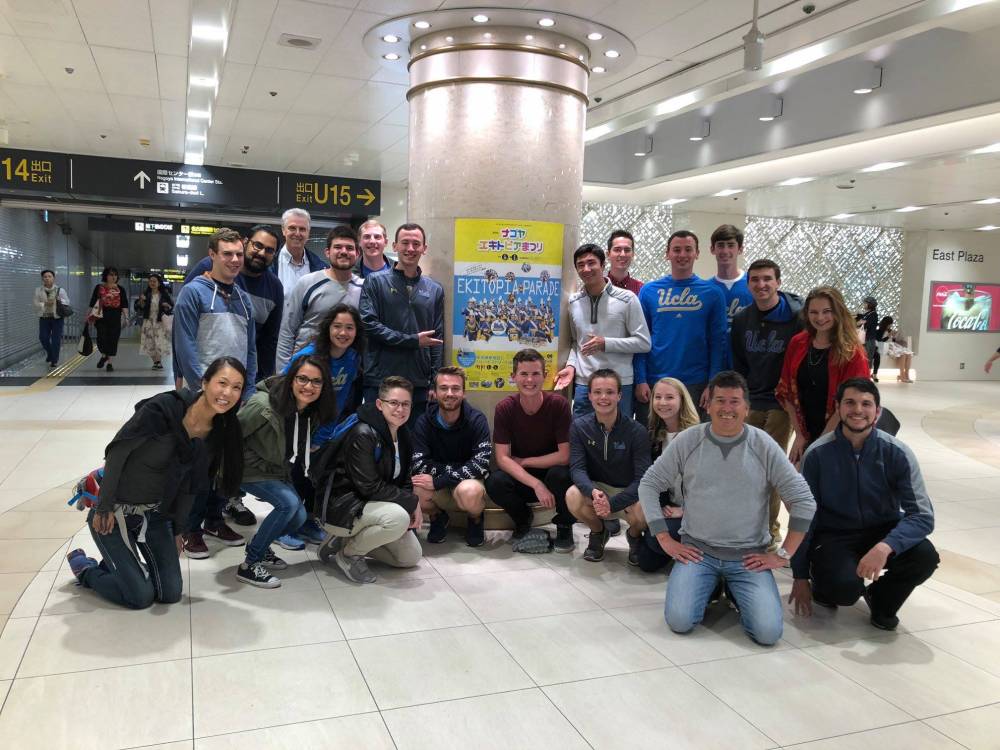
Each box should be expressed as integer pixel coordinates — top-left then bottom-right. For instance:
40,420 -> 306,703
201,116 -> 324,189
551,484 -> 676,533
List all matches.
777,286 -> 870,464
66,357 -> 246,608
136,273 -> 173,370
237,355 -> 338,587
89,266 -> 128,372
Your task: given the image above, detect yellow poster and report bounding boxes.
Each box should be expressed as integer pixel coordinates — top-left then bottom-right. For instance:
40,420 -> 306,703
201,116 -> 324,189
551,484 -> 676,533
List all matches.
452,218 -> 563,391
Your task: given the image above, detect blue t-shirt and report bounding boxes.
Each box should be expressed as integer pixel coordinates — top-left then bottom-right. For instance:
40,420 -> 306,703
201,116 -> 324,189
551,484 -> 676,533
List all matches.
712,273 -> 754,369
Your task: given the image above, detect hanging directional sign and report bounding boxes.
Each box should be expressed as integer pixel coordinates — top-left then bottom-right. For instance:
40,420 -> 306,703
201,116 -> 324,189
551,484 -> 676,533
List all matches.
279,172 -> 381,215
70,156 -> 278,207
0,148 -> 69,193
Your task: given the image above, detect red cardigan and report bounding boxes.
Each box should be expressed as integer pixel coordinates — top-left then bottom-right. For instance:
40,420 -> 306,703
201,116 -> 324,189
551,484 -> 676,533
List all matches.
775,330 -> 870,442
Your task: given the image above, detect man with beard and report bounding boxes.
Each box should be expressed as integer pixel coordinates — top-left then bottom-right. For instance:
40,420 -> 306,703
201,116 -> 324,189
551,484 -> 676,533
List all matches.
276,225 -> 363,372
354,219 -> 393,278
789,379 -> 938,631
411,366 -> 492,547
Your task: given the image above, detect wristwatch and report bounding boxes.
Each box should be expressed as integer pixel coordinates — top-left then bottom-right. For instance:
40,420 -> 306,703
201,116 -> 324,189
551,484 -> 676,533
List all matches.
775,547 -> 792,565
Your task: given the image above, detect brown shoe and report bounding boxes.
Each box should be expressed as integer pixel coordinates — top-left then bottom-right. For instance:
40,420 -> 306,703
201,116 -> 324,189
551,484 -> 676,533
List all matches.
182,531 -> 210,559
204,521 -> 245,547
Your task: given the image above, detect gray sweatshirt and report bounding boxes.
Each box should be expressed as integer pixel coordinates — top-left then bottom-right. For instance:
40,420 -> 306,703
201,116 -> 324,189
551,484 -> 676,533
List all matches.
276,270 -> 363,371
638,423 -> 815,560
566,281 -> 650,385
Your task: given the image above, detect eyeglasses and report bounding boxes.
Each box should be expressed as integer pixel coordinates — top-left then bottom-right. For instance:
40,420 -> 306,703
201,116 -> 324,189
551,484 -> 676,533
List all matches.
294,374 -> 324,388
248,239 -> 277,255
381,399 -> 412,410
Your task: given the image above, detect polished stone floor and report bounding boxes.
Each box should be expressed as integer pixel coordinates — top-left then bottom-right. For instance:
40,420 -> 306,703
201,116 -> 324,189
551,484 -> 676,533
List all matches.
1,347 -> 999,748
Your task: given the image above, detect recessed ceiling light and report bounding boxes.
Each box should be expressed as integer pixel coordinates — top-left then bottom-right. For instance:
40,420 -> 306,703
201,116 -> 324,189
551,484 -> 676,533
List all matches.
714,188 -> 743,197
191,25 -> 227,42
662,198 -> 687,206
831,213 -> 856,219
558,43 -> 566,49
186,133 -> 206,142
187,109 -> 211,119
472,14 -> 489,23
189,76 -> 218,88
524,34 -> 534,41
538,17 -> 555,27
184,151 -> 204,166
896,205 -> 924,212
382,34 -> 399,43
587,32 -> 603,41
778,177 -> 814,186
420,44 -> 427,50
592,66 -> 606,73
413,20 -> 431,29
483,32 -> 492,39
383,53 -> 400,61
975,197 -> 1000,204
860,161 -> 906,172
604,49 -> 620,58
976,225 -> 999,231
445,35 -> 453,42
973,142 -> 1000,154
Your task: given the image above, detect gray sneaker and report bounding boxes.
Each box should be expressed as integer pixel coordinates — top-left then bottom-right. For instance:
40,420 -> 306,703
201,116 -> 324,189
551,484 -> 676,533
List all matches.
317,534 -> 343,564
335,550 -> 376,584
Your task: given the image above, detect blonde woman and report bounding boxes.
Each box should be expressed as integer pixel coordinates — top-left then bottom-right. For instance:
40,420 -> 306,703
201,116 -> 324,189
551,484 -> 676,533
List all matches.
637,377 -> 700,572
776,286 -> 869,464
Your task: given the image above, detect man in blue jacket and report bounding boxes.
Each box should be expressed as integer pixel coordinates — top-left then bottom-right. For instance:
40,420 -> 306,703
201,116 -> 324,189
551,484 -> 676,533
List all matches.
359,223 -> 444,426
634,230 -> 727,418
411,366 -> 492,547
789,378 -> 939,631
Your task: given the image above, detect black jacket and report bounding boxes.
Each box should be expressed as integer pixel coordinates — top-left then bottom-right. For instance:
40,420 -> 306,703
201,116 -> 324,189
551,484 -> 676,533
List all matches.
320,402 -> 418,529
730,291 -> 804,411
98,389 -> 213,528
359,265 -> 444,389
569,413 -> 651,511
411,401 -> 492,490
135,286 -> 174,322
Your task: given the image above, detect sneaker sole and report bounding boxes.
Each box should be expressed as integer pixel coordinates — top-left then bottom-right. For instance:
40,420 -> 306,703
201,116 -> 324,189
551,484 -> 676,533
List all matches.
262,560 -> 289,571
276,541 -> 305,551
553,544 -> 574,553
204,534 -> 246,547
583,552 -> 605,562
335,554 -> 376,584
236,572 -> 281,588
184,548 -> 210,559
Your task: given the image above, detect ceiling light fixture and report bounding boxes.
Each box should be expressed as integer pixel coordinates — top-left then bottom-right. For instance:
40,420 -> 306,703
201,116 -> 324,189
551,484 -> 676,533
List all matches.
472,14 -> 489,23
662,198 -> 687,206
973,142 -> 1000,154
976,225 -> 999,231
538,17 -> 555,27
558,43 -> 566,49
413,20 -> 431,29
714,188 -> 743,197
382,34 -> 399,43
187,109 -> 211,119
588,32 -> 603,41
383,53 -> 400,60
831,213 -> 856,219
853,65 -> 883,95
759,96 -> 783,122
743,0 -> 764,71
975,197 -> 1000,204
860,161 -> 906,172
184,151 -> 204,166
186,133 -> 206,142
632,135 -> 653,157
189,76 -> 218,88
524,34 -> 534,41
591,66 -> 606,73
896,205 -> 924,212
689,119 -> 710,141
604,49 -> 620,58
191,25 -> 227,42
778,177 -> 814,186
445,36 -> 453,42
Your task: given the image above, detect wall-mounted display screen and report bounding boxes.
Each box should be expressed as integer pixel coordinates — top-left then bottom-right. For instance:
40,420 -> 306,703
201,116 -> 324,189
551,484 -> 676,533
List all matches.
928,281 -> 1000,332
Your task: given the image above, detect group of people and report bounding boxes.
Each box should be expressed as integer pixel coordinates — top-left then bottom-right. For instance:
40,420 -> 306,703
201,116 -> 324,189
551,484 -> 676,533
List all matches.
62,213 -> 939,648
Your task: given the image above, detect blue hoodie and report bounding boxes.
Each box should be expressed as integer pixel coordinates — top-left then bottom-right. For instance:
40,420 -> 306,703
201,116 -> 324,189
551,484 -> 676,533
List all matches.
634,274 -> 728,387
173,274 -> 257,397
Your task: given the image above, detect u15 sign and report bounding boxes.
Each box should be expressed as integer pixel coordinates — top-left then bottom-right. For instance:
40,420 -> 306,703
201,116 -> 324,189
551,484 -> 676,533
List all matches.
928,281 -> 1000,332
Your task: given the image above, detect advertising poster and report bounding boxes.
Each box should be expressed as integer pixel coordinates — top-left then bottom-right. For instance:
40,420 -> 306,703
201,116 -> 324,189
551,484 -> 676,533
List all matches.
928,281 -> 1000,332
452,218 -> 563,391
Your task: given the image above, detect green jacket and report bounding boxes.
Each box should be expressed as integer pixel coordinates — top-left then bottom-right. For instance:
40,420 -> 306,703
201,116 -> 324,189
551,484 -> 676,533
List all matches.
238,378 -> 318,484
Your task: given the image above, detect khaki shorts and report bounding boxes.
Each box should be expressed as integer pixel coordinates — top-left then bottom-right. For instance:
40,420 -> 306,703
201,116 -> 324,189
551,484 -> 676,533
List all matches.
429,480 -> 489,513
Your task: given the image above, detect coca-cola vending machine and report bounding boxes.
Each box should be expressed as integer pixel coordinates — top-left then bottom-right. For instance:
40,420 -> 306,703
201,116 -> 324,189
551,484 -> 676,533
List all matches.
928,281 -> 1000,332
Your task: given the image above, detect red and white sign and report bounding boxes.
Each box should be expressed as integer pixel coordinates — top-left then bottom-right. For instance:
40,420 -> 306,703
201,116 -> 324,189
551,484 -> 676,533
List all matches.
928,281 -> 1000,332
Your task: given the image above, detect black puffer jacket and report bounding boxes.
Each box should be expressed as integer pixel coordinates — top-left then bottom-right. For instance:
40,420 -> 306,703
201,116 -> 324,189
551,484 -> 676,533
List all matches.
319,402 -> 418,530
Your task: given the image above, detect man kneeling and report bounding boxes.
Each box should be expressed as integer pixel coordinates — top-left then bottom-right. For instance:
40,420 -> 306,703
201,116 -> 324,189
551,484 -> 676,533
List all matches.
638,371 -> 815,646
566,369 -> 651,564
317,376 -> 422,583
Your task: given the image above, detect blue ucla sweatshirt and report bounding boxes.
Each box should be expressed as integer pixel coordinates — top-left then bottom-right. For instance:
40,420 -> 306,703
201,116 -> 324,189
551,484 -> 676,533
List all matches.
634,274 -> 728,387
712,273 -> 755,369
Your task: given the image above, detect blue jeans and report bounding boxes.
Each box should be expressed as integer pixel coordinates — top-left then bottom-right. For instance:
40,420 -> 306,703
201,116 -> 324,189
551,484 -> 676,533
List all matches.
572,383 -> 634,418
82,509 -> 182,609
242,480 -> 307,564
39,317 -> 64,364
665,552 -> 783,646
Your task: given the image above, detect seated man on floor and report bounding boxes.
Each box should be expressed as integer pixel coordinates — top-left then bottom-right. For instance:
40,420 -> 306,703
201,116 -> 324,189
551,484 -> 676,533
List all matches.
411,366 -> 492,547
638,370 -> 815,646
316,376 -> 422,584
485,348 -> 575,552
789,378 -> 939,631
566,369 -> 651,564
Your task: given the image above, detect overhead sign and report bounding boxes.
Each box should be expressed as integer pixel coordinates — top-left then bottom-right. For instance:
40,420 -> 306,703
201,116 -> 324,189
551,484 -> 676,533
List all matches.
87,217 -> 249,236
0,148 -> 68,193
71,156 -> 278,207
280,173 -> 381,215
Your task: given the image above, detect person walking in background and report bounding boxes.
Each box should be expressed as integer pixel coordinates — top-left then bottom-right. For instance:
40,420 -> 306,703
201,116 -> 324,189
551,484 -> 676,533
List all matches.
871,315 -> 893,382
858,296 -> 879,375
136,273 -> 173,370
89,266 -> 128,372
777,286 -> 870,465
34,269 -> 71,368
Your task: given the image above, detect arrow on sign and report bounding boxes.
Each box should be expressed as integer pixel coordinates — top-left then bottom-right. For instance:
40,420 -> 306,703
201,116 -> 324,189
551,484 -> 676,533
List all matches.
355,188 -> 375,206
133,170 -> 151,189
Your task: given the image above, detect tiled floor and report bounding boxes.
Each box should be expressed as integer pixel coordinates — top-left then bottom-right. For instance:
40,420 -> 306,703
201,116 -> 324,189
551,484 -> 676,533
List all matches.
1,372 -> 999,749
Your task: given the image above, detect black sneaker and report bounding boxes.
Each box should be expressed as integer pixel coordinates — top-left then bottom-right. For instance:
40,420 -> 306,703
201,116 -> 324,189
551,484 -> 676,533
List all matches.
236,560 -> 280,588
427,510 -> 450,544
96,356 -> 107,369
223,496 -> 257,526
583,527 -> 610,561
626,533 -> 642,566
604,518 -> 622,537
105,362 -> 114,372
465,515 -> 485,547
260,547 -> 288,570
553,525 -> 575,553
863,587 -> 899,631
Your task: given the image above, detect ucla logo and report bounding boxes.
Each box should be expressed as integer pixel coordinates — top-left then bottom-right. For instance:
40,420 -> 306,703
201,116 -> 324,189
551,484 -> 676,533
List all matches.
656,287 -> 703,313
744,329 -> 787,354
